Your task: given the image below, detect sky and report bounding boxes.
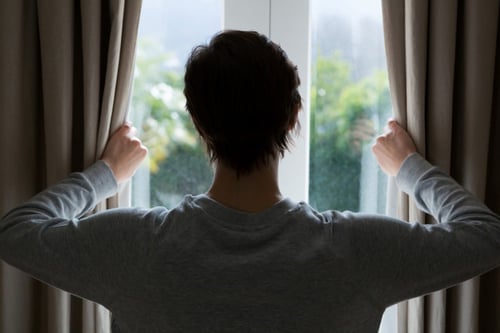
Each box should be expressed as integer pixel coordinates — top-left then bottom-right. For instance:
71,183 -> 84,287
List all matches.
312,0 -> 383,22
136,0 -> 386,75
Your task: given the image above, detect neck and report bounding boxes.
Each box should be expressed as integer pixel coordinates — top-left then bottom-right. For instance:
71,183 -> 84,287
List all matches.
207,159 -> 282,213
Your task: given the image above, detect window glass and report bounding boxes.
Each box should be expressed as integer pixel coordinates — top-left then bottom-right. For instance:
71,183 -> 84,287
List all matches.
309,0 -> 391,214
130,0 -> 223,208
309,2 -> 396,332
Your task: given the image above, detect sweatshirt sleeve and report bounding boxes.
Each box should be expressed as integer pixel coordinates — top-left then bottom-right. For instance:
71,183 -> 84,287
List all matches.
395,153 -> 498,226
0,161 -> 155,307
338,153 -> 500,308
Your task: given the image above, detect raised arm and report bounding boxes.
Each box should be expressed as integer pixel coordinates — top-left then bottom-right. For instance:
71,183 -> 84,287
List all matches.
372,119 -> 499,229
337,121 -> 500,309
0,123 -> 148,305
347,120 -> 500,307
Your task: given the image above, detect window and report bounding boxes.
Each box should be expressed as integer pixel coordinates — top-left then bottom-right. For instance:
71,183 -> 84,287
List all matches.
309,0 -> 390,213
130,0 -> 223,208
131,1 -> 395,331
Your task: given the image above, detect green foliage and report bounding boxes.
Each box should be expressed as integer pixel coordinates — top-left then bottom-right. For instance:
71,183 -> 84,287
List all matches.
132,38 -> 199,174
150,144 -> 213,207
131,38 -> 212,204
309,53 -> 390,211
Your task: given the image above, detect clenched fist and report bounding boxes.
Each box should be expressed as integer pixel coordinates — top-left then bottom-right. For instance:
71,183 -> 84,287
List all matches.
371,120 -> 417,177
101,123 -> 148,183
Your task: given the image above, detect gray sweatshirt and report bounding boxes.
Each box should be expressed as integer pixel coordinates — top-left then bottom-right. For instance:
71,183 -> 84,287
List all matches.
1,153 -> 499,332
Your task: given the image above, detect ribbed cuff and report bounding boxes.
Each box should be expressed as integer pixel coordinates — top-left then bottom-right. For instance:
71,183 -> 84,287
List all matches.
395,153 -> 434,195
83,160 -> 119,202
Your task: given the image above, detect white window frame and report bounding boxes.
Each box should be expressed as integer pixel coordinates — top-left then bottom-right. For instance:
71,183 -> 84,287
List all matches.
224,0 -> 311,202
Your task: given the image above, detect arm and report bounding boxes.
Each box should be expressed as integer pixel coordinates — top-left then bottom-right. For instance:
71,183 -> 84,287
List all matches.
0,124 -> 149,306
372,120 -> 499,231
352,121 -> 500,307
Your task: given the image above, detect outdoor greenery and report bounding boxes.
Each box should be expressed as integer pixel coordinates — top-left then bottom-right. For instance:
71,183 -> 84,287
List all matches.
131,40 -> 390,210
132,39 -> 211,207
309,52 -> 390,211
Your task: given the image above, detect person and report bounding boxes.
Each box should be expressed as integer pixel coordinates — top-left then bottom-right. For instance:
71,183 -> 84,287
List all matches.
1,30 -> 499,333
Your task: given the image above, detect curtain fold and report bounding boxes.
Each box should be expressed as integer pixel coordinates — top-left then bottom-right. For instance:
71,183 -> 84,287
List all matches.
0,0 -> 142,332
381,0 -> 500,332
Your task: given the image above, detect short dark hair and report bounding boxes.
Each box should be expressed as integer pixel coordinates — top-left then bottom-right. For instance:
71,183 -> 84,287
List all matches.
183,30 -> 302,174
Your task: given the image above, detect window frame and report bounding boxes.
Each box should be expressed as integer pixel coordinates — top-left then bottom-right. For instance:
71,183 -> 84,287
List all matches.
224,0 -> 311,202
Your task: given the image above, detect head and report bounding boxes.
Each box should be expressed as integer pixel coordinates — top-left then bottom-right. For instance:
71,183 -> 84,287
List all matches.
184,30 -> 302,175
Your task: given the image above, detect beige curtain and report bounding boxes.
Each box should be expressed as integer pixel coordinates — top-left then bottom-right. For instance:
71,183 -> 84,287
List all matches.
0,0 -> 142,332
381,0 -> 500,332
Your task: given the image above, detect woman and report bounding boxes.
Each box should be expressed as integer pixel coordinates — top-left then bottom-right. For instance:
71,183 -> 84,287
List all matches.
1,30 -> 499,332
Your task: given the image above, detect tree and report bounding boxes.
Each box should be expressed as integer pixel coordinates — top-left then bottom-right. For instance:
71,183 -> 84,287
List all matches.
131,38 -> 212,207
309,53 -> 390,211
